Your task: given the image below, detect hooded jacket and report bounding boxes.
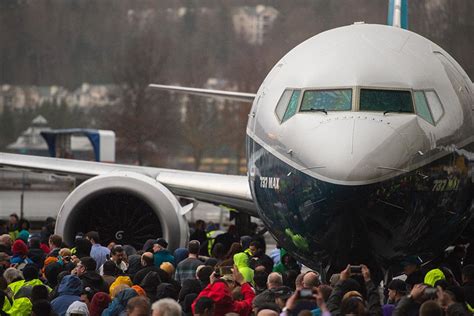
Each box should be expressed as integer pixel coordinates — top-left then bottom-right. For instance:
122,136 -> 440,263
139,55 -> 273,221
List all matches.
192,280 -> 255,316
101,288 -> 138,316
233,253 -> 254,284
80,270 -> 108,294
51,275 -> 83,316
153,249 -> 175,267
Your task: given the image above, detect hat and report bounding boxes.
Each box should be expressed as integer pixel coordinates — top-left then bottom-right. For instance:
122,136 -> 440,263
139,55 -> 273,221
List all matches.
388,279 -> 407,294
90,292 -> 111,316
66,300 -> 89,315
154,238 -> 168,248
12,239 -> 28,256
131,285 -> 146,296
273,286 -> 292,299
401,256 -> 422,267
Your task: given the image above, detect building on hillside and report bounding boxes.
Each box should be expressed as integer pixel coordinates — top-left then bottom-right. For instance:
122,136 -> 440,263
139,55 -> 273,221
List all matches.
232,5 -> 279,45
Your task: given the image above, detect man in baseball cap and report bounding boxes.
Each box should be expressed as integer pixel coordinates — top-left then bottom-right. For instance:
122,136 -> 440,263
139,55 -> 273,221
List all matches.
153,238 -> 175,267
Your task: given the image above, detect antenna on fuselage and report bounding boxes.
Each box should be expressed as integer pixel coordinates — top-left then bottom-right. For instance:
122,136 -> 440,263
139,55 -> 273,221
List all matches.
387,0 -> 408,29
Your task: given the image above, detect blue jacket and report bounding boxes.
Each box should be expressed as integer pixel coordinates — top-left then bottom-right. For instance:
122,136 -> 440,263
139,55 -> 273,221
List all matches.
51,275 -> 83,316
102,288 -> 138,316
154,250 -> 175,267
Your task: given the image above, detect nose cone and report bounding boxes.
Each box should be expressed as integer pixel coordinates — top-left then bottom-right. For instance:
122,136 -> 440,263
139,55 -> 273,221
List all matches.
294,117 -> 410,184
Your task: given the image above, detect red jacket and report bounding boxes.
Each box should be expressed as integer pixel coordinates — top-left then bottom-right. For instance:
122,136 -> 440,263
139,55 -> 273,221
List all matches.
192,281 -> 255,316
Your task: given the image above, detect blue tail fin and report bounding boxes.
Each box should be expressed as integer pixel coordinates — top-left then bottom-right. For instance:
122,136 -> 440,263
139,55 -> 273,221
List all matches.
387,0 -> 408,29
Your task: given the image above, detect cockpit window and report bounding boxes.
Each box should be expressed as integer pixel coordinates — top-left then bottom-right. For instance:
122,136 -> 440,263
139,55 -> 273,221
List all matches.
275,90 -> 293,121
300,89 -> 352,112
414,91 -> 435,125
281,90 -> 301,122
359,89 -> 414,113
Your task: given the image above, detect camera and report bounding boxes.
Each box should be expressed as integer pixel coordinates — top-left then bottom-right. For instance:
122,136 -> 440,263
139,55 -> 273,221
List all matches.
298,288 -> 314,299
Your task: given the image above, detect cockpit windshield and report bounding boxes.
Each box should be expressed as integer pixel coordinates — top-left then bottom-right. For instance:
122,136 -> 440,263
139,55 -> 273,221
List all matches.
300,89 -> 352,112
359,89 -> 414,113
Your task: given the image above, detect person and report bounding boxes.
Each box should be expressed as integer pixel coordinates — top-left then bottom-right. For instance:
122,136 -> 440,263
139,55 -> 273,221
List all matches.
89,292 -> 111,316
7,213 -> 20,241
86,231 -> 110,271
382,279 -> 407,316
419,300 -> 443,316
28,237 -> 46,268
326,264 -> 382,316
302,271 -> 321,288
175,240 -> 203,285
126,296 -> 150,315
273,249 -> 300,274
443,246 -> 466,284
217,243 -> 243,268
31,299 -> 53,316
102,288 -> 138,316
192,266 -> 255,316
253,272 -> 283,310
249,241 -> 274,273
51,275 -> 83,316
233,252 -> 254,284
189,220 -> 207,245
401,256 -> 424,289
461,264 -> 474,308
193,297 -> 215,316
48,235 -> 63,257
100,245 -> 128,275
65,301 -> 89,316
212,225 -> 239,255
133,252 -> 166,286
153,238 -> 175,267
0,235 -> 12,255
76,257 -> 108,294
10,239 -> 33,268
152,298 -> 182,316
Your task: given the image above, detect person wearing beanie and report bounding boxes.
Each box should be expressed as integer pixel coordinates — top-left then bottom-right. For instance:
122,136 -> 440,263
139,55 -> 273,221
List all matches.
89,292 -> 111,316
17,230 -> 29,244
10,239 -> 33,268
51,275 -> 83,316
131,285 -> 146,297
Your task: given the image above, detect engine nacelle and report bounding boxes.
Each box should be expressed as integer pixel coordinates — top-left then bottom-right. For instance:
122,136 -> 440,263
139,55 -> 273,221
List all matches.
55,172 -> 189,250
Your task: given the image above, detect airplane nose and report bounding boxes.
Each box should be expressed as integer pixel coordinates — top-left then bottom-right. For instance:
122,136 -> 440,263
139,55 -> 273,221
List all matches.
294,117 -> 410,184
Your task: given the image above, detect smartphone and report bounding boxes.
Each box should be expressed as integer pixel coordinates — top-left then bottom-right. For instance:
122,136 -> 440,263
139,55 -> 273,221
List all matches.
219,266 -> 233,275
350,265 -> 362,274
299,288 -> 314,299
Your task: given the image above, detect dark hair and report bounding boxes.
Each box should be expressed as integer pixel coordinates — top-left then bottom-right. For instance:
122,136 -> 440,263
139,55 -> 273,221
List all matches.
111,245 -> 124,256
29,238 -> 41,249
225,243 -> 243,260
197,266 -> 214,285
254,270 -> 269,289
86,231 -> 100,244
188,240 -> 200,255
32,299 -> 52,316
80,257 -> 97,271
22,263 -> 39,281
446,303 -> 470,316
18,219 -> 30,230
194,296 -> 214,314
250,241 -> 261,249
282,270 -> 299,290
211,243 -> 226,260
103,260 -> 119,276
48,235 -> 62,248
31,285 -> 49,303
462,264 -> 474,281
340,296 -> 366,315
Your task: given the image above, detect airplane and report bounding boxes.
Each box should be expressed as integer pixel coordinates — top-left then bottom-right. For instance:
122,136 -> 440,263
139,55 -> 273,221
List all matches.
1,1 -> 473,279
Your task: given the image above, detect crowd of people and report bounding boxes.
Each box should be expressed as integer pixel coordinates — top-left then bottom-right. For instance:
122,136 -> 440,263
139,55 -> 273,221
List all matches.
0,213 -> 472,316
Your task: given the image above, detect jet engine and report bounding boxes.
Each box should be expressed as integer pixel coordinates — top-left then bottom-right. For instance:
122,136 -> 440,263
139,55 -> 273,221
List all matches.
55,172 -> 189,250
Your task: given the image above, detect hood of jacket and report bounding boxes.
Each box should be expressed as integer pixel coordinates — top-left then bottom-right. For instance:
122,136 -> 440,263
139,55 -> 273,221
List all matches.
58,275 -> 83,296
233,252 -> 250,269
102,288 -> 137,316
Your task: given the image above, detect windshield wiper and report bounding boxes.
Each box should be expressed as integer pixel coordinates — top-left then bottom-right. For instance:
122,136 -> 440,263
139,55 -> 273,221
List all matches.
383,109 -> 412,116
309,108 -> 328,115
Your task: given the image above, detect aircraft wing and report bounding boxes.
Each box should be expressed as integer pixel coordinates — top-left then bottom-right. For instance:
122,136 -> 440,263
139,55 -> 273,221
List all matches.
0,152 -> 258,216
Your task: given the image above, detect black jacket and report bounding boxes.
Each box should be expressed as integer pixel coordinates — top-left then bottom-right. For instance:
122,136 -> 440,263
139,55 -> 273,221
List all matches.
462,281 -> 474,307
327,279 -> 382,316
392,296 -> 421,316
80,271 -> 108,294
